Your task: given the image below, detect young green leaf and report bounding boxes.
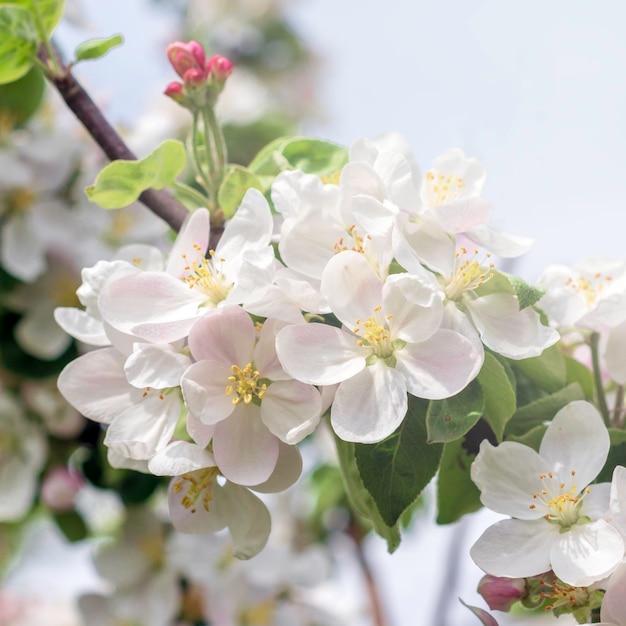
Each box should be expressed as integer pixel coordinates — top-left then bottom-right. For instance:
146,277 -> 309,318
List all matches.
74,34 -> 123,63
0,66 -> 45,125
426,380 -> 484,443
355,396 -> 443,529
281,137 -> 348,177
247,136 -> 292,175
11,0 -> 65,37
86,140 -> 187,209
508,344 -> 566,394
477,352 -> 516,441
506,275 -> 546,310
0,5 -> 38,84
218,165 -> 266,218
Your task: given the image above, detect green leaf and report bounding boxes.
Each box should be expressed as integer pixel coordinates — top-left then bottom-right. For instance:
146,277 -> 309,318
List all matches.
86,140 -> 187,209
505,382 -> 585,436
507,275 -> 546,310
436,438 -> 482,524
356,396 -> 443,529
609,429 -> 626,446
10,0 -> 65,37
281,138 -> 348,176
0,5 -> 38,84
218,165 -> 266,218
509,344 -> 566,394
564,355 -> 595,401
477,352 -> 516,441
54,510 -> 87,542
0,65 -> 45,125
506,424 -> 547,451
426,380 -> 484,443
74,34 -> 123,63
474,268 -> 515,299
248,136 -> 292,175
334,434 -> 401,552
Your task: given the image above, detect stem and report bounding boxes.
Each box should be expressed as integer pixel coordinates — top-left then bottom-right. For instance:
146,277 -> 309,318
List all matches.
346,521 -> 389,626
614,385 -> 624,429
37,43 -> 189,233
590,332 -> 611,427
203,107 -> 227,184
172,181 -> 211,209
190,112 -> 214,197
201,108 -> 220,187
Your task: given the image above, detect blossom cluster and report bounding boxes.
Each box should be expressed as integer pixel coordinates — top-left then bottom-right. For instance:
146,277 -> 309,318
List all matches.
56,135 -> 559,556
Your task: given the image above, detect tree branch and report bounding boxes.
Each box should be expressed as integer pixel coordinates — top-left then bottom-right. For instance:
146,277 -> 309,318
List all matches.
38,44 -> 189,232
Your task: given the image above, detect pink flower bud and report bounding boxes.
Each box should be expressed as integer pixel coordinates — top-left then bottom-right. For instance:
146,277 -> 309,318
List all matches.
477,575 -> 526,612
164,81 -> 185,102
183,67 -> 206,87
40,467 -> 84,512
206,54 -> 233,83
166,40 -> 207,78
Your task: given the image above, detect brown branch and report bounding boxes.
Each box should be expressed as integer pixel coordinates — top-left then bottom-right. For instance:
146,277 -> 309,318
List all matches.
38,44 -> 189,232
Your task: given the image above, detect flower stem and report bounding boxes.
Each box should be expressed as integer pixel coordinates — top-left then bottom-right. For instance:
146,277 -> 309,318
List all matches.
346,521 -> 389,626
614,385 -> 624,429
590,332 -> 611,427
37,43 -> 188,232
172,182 -> 211,210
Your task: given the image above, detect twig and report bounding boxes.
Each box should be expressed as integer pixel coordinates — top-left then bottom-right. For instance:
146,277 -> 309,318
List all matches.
38,44 -> 189,232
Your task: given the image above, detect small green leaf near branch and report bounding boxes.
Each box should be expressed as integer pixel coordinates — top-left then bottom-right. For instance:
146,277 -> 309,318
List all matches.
74,34 -> 123,63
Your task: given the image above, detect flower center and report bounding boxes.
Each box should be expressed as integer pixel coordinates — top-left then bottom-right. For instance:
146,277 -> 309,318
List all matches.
333,224 -> 372,255
320,171 -> 341,185
565,273 -> 613,308
424,170 -> 465,207
50,275 -> 81,308
225,363 -> 267,405
444,247 -> 494,301
4,188 -> 35,216
529,470 -> 589,529
181,247 -> 232,307
539,576 -> 590,612
353,306 -> 394,359
172,467 -> 219,514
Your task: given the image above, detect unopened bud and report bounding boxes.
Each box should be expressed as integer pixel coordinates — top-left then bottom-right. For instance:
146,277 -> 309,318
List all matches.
183,67 -> 206,87
166,40 -> 207,78
477,574 -> 526,612
206,54 -> 233,83
41,466 -> 84,512
164,81 -> 185,103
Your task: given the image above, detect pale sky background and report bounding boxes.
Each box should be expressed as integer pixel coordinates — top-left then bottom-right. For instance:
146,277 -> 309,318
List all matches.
53,2 -> 625,624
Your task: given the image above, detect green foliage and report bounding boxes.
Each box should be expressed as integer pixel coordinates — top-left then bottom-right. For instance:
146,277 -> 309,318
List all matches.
86,140 -> 187,209
477,352 -> 516,441
54,510 -> 87,542
564,355 -> 595,401
355,397 -> 443,530
0,66 -> 44,125
281,138 -> 348,176
9,0 -> 65,37
247,136 -> 292,175
0,5 -> 38,84
218,165 -> 266,218
436,437 -> 482,523
509,344 -> 566,394
507,275 -> 546,310
74,34 -> 123,63
334,434 -> 401,552
426,380 -> 484,443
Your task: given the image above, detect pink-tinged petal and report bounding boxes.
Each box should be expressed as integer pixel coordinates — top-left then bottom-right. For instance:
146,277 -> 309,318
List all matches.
539,401 -> 609,488
465,293 -> 559,360
396,329 -> 482,400
261,380 -> 322,444
581,482 -> 611,520
430,197 -> 493,233
213,404 -> 279,486
181,360 -> 236,424
470,518 -> 557,578
131,316 -> 200,344
187,304 -> 254,364
57,348 -> 137,424
605,320 -> 626,385
383,273 -> 443,343
165,208 -> 210,278
321,251 -> 383,327
148,440 -> 216,476
250,441 -> 302,494
276,323 -> 366,385
54,307 -> 109,346
338,161 -> 387,223
470,440 -> 551,519
551,520 -> 624,586
114,243 -> 164,270
610,466 -> 626,537
215,189 -> 273,261
167,471 -> 226,534
103,392 -> 181,460
227,247 -> 275,304
107,449 -> 150,472
331,361 -> 407,443
601,561 -> 626,625
253,317 -> 289,381
459,600 -> 500,626
99,271 -> 204,339
466,224 -> 534,258
186,414 -> 216,448
124,343 -> 190,389
219,481 -> 271,559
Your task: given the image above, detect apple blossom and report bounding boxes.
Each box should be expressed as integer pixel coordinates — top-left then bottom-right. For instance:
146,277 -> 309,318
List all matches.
276,250 -> 482,442
470,400 -> 623,587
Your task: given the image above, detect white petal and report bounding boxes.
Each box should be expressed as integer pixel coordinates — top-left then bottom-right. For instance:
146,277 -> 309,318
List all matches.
466,224 -> 534,258
470,518 -> 557,578
551,520 -> 624,586
250,441 -> 302,493
601,561 -> 626,625
539,400 -> 609,488
331,361 -> 407,443
16,307 -> 72,360
276,323 -> 366,385
605,320 -> 626,385
165,208 -> 210,278
124,343 -> 191,388
149,440 -> 216,476
180,360 -> 235,424
610,466 -> 626,537
1,214 -> 45,281
54,307 -> 109,346
471,440 -> 551,519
